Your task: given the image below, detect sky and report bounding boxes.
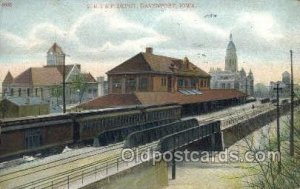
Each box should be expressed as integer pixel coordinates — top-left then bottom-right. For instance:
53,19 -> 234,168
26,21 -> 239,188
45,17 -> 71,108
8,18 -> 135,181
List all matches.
0,0 -> 300,85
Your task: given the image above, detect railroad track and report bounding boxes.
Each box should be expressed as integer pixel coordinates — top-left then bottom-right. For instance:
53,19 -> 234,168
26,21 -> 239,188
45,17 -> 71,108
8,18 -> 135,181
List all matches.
0,103 -> 277,189
0,141 -> 158,189
0,142 -> 124,188
195,103 -> 273,124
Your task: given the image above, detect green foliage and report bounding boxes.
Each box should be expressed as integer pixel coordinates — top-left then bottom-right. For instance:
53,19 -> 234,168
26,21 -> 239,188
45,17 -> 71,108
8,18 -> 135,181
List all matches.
244,110 -> 300,188
50,85 -> 63,98
69,74 -> 87,103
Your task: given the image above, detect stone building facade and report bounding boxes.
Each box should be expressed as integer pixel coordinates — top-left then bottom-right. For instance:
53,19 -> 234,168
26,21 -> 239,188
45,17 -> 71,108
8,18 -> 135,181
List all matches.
209,34 -> 254,96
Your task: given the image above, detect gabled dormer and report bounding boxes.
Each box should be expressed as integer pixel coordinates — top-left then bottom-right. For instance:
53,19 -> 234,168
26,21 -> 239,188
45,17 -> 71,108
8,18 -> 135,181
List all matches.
3,71 -> 13,86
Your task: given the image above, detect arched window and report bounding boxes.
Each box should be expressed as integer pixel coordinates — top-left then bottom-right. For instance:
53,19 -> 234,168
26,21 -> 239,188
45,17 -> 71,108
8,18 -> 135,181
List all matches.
18,88 -> 22,96
10,88 -> 14,96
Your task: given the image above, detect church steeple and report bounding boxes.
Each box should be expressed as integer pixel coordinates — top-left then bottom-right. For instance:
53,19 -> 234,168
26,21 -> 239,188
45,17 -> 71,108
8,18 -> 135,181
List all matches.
225,33 -> 238,72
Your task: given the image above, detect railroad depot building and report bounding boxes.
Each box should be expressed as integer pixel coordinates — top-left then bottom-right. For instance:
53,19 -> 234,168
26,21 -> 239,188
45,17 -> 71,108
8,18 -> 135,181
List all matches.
78,48 -> 247,115
107,47 -> 211,93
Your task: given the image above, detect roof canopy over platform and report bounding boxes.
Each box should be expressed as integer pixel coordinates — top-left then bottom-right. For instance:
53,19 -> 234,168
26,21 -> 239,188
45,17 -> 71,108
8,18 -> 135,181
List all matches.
78,89 -> 247,110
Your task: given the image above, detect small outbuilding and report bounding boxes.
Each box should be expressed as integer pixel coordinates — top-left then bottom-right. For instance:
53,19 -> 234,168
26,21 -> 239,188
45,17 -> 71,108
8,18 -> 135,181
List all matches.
0,97 -> 49,118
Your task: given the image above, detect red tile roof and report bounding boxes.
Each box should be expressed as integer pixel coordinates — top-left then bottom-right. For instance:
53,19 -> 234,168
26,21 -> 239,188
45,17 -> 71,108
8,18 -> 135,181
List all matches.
48,43 -> 64,54
82,72 -> 97,83
79,94 -> 141,109
107,52 -> 210,77
12,67 -> 62,86
10,64 -> 96,86
78,89 -> 247,110
135,89 -> 247,105
47,65 -> 78,76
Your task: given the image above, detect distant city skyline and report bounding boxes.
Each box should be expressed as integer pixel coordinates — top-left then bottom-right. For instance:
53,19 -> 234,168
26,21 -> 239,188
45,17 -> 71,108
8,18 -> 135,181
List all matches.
0,0 -> 300,85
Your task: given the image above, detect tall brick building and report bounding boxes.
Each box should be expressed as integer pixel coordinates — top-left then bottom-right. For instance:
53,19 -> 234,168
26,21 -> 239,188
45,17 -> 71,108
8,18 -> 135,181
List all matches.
107,47 -> 210,94
79,48 -> 247,115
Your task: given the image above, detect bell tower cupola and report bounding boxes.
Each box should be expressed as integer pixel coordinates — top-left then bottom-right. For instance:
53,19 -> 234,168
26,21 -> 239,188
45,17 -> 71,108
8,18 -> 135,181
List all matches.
225,33 -> 238,72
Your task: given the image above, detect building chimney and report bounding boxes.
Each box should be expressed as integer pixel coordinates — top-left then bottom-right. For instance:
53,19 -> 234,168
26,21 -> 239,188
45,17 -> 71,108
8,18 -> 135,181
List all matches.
145,47 -> 153,54
183,56 -> 190,69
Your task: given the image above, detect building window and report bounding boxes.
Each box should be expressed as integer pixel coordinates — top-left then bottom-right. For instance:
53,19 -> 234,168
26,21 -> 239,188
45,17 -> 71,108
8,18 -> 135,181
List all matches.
35,88 -> 38,96
126,78 -> 136,93
200,80 -> 204,87
112,78 -> 121,88
139,77 -> 149,91
185,80 -> 189,87
25,128 -> 42,149
27,88 -> 30,97
10,88 -> 14,96
178,79 -> 184,87
161,77 -> 167,87
18,88 -> 22,96
127,78 -> 135,87
191,78 -> 198,88
204,80 -> 207,87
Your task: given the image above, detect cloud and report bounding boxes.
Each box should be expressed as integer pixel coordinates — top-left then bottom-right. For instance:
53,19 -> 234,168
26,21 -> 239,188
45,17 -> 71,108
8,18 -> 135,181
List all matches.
72,11 -> 158,46
0,31 -> 28,54
1,2 -> 299,85
69,10 -> 168,61
153,10 -> 229,50
0,10 -> 168,63
238,12 -> 283,41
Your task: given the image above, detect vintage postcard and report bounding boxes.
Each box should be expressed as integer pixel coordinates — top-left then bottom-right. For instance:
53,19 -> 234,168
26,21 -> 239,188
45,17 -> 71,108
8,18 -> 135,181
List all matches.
0,0 -> 299,188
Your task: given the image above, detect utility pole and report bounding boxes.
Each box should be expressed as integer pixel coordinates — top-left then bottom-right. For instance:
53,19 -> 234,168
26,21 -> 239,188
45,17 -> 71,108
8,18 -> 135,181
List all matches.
62,53 -> 66,113
246,77 -> 248,95
274,82 -> 281,172
172,150 -> 176,179
290,50 -> 294,156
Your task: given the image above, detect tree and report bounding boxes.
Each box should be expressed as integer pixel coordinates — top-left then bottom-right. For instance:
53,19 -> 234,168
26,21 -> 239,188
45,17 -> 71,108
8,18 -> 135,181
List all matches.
242,110 -> 300,188
69,74 -> 87,103
50,85 -> 63,105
